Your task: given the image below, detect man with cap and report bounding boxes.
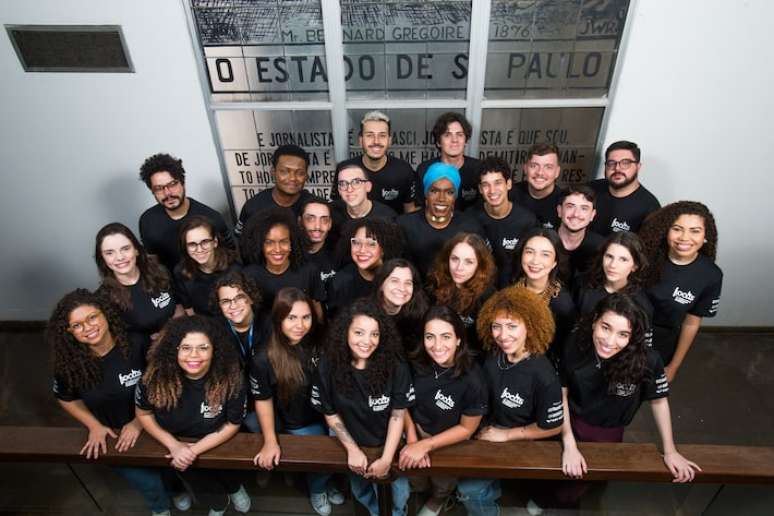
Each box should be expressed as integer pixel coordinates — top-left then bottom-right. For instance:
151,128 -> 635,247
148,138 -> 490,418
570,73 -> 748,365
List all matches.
397,162 -> 482,277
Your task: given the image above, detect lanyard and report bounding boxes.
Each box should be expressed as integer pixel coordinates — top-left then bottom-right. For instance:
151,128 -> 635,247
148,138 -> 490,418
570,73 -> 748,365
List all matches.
228,320 -> 253,359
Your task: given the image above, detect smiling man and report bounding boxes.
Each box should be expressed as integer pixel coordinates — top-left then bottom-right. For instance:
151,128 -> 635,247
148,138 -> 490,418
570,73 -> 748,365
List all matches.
556,185 -> 604,285
138,153 -> 233,273
332,163 -> 397,229
397,162 -> 482,277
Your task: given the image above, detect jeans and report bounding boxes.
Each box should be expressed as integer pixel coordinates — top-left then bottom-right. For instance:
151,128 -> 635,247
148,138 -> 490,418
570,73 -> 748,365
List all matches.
113,466 -> 170,513
242,409 -> 261,433
457,478 -> 501,516
349,474 -> 409,516
286,422 -> 332,496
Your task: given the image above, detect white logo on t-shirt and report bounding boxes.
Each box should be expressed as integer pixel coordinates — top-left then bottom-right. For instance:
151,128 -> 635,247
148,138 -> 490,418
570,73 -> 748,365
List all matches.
151,291 -> 171,309
381,188 -> 399,201
613,383 -> 636,397
672,287 -> 695,305
500,387 -> 524,408
320,269 -> 336,282
434,389 -> 455,410
118,369 -> 141,387
200,401 -> 223,418
462,187 -> 477,201
310,385 -> 321,406
610,218 -> 631,232
502,237 -> 519,250
368,394 -> 390,412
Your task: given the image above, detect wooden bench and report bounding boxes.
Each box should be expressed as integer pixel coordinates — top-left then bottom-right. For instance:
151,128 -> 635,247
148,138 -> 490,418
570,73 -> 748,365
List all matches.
2,426 -> 773,514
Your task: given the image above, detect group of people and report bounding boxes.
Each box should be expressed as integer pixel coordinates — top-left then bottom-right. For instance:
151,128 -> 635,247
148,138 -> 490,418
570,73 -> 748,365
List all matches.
47,110 -> 723,516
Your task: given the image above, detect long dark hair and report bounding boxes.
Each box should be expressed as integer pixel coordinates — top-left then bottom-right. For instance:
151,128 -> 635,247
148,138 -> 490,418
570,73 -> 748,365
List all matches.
427,233 -> 495,316
142,315 -> 243,410
177,216 -> 236,280
575,293 -> 649,391
325,298 -> 403,396
411,305 -> 473,378
240,208 -> 306,268
267,288 -> 319,406
586,231 -> 649,292
48,289 -> 130,393
510,227 -> 567,286
94,222 -> 171,310
372,258 -> 429,347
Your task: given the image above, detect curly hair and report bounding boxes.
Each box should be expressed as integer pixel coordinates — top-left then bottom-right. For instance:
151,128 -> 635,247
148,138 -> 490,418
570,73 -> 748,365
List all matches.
209,269 -> 263,316
585,231 -> 649,292
48,289 -> 130,393
510,226 -> 568,286
240,208 -> 307,267
142,315 -> 243,411
335,217 -> 404,266
574,293 -> 649,391
476,286 -> 555,356
177,216 -> 237,280
638,201 -> 718,287
94,223 -> 171,310
410,305 -> 474,379
427,233 -> 496,316
139,153 -> 185,188
267,287 -> 320,407
324,298 -> 403,397
372,258 -> 429,352
478,156 -> 511,182
431,112 -> 472,146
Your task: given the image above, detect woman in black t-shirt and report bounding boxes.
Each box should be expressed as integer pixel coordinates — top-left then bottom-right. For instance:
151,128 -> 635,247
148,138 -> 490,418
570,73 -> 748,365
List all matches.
136,315 -> 249,515
49,289 -> 170,514
95,222 -> 181,347
400,305 -> 489,516
510,227 -> 576,366
371,258 -> 429,353
311,299 -> 414,516
640,201 -> 723,382
250,287 -> 344,516
427,233 -> 496,357
174,216 -> 240,316
560,294 -> 699,483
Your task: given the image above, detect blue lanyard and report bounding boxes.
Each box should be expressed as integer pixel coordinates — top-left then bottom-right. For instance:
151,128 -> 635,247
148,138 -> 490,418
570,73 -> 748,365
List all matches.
227,320 -> 253,359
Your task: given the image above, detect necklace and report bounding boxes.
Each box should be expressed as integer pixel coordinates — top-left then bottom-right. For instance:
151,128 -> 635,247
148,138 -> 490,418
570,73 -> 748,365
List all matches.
497,351 -> 528,370
433,365 -> 451,380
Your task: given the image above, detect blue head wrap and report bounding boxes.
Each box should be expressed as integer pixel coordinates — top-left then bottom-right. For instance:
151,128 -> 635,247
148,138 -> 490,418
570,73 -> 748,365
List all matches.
423,162 -> 461,197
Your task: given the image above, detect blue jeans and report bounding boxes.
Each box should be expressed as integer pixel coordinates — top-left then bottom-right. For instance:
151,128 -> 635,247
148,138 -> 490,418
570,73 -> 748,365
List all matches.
457,478 -> 501,516
242,409 -> 261,433
113,466 -> 169,513
349,474 -> 409,516
286,422 -> 332,496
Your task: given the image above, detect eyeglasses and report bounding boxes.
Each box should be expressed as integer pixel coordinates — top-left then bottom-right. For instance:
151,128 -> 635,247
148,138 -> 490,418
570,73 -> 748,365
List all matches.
151,179 -> 181,194
337,178 -> 369,190
177,343 -> 211,355
219,293 -> 249,308
604,159 -> 638,171
186,238 -> 215,252
351,237 -> 379,249
68,311 -> 103,334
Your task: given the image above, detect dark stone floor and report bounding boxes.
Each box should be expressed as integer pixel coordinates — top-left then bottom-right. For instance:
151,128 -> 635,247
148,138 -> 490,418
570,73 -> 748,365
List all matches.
1,329 -> 773,515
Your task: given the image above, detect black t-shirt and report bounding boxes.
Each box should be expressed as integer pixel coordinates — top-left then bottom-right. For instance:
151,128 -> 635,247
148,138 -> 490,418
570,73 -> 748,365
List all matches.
53,342 -> 145,429
249,345 -> 323,430
449,286 -> 495,357
333,155 -> 415,213
647,255 -> 722,364
139,198 -> 234,273
464,204 -> 538,287
588,179 -> 660,236
396,211 -> 483,277
548,285 -> 577,364
331,200 -> 397,230
236,188 -> 313,236
325,263 -> 375,317
305,242 -> 338,291
409,363 -> 488,436
135,375 -> 247,439
562,230 -> 605,288
511,182 -> 562,230
483,352 -> 563,430
414,156 -> 481,212
575,285 -> 654,348
561,333 -> 669,428
244,261 -> 326,313
103,279 -> 177,338
311,358 -> 415,448
173,263 -> 241,316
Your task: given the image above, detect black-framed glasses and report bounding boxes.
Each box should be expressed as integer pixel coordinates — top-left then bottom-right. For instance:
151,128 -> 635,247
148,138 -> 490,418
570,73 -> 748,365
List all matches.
604,159 -> 638,171
151,179 -> 181,194
186,238 -> 215,252
218,293 -> 249,308
337,178 -> 369,190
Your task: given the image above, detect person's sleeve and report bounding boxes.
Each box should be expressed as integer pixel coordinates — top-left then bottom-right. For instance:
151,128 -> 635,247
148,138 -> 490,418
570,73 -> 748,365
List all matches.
308,263 -> 327,303
536,365 -> 564,429
689,269 -> 722,318
248,353 -> 275,401
134,380 -> 153,410
413,164 -> 426,207
391,361 -> 415,409
461,366 -> 489,417
214,212 -> 236,251
138,211 -> 152,251
52,375 -> 78,401
643,350 -> 669,401
172,266 -> 192,309
310,359 -> 336,415
225,383 -> 248,424
401,163 -> 415,204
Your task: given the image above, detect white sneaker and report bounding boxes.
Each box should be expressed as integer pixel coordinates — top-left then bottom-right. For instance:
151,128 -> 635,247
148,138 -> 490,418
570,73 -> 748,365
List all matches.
526,499 -> 544,516
327,485 -> 345,505
208,509 -> 226,516
310,492 -> 332,516
229,485 -> 251,513
172,492 -> 192,512
151,511 -> 171,516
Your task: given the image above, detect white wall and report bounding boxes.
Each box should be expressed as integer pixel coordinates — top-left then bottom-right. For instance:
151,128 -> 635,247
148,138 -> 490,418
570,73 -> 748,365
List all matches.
0,0 -> 771,325
0,0 -> 227,319
599,0 -> 774,325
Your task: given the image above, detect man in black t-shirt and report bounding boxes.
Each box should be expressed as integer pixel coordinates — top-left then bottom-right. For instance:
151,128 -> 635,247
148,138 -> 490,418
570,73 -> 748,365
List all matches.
138,153 -> 233,273
556,185 -> 604,285
334,111 -> 416,214
589,140 -> 660,235
332,162 -> 397,229
235,144 -> 313,236
464,157 -> 538,286
511,142 -> 563,229
414,112 -> 481,212
298,196 -> 338,288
